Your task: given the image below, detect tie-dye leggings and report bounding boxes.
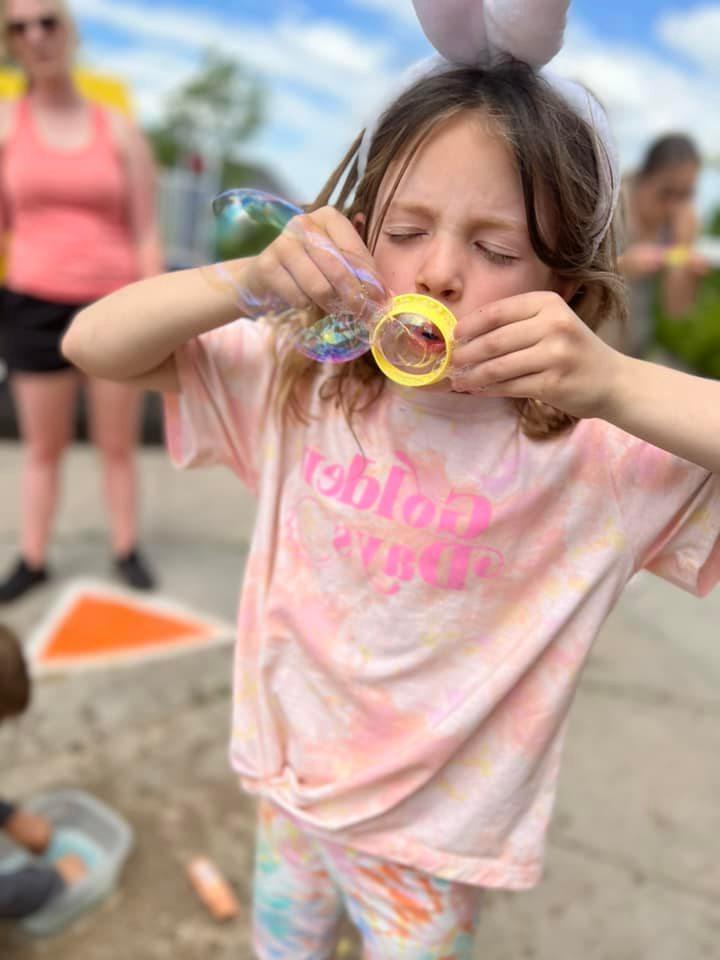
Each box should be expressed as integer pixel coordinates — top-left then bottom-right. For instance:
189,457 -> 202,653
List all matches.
252,800 -> 483,959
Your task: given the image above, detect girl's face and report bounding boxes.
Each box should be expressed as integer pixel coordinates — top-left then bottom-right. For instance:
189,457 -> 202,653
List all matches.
367,113 -> 558,320
5,0 -> 72,81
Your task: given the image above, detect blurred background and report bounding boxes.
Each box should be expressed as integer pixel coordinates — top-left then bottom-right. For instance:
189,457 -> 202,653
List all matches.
0,0 -> 718,436
0,2 -> 719,959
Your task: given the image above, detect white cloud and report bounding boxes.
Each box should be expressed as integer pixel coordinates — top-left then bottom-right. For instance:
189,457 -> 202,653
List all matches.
554,19 -> 720,217
73,1 -> 720,215
83,44 -> 200,122
657,4 -> 720,74
75,0 -> 415,199
75,0 -> 396,102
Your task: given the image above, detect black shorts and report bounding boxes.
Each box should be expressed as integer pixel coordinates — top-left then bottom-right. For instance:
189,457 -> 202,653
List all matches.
0,289 -> 90,374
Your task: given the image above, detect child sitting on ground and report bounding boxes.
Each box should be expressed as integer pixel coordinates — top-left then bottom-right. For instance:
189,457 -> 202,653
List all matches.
0,623 -> 86,920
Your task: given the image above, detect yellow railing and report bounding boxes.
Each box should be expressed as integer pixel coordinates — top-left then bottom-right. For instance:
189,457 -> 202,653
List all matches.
0,66 -> 133,113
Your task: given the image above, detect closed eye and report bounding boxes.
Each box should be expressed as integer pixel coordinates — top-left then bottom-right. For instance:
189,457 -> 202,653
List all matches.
385,232 -> 426,242
476,244 -> 517,266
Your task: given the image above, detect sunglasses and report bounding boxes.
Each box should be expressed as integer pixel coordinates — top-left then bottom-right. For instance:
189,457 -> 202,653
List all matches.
5,14 -> 61,37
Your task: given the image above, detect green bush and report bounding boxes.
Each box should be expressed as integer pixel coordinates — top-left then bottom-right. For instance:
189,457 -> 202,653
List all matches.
654,270 -> 720,378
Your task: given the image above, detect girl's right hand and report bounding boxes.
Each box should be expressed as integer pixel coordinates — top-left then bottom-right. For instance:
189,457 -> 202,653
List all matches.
246,206 -> 379,315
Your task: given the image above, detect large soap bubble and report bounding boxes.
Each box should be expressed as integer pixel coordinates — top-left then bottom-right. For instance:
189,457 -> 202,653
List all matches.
212,188 -> 384,363
210,189 -> 456,384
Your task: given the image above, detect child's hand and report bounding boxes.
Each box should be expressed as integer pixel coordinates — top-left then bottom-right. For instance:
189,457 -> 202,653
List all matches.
451,292 -> 624,420
55,854 -> 87,887
247,206 -> 380,315
4,810 -> 52,855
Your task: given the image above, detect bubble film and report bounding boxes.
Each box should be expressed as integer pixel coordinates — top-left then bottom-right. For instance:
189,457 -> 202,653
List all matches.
210,191 -> 457,383
294,310 -> 374,363
287,244 -> 388,363
212,189 -> 303,231
372,312 -> 447,377
370,295 -> 457,386
211,188 -> 388,362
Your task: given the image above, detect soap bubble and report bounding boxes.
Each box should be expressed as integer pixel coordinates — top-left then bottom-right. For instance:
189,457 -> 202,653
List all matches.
210,190 -> 456,381
372,311 -> 448,378
293,311 -> 373,363
213,189 -> 302,259
212,189 -> 389,363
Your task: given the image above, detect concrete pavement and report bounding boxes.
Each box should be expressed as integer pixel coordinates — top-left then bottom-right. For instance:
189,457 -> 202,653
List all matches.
0,440 -> 718,959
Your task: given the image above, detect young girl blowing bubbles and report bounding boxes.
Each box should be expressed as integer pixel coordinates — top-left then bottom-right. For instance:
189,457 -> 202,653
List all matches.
62,1 -> 720,956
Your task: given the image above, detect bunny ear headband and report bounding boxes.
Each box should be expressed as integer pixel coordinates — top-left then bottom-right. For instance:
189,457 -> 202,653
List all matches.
357,0 -> 620,251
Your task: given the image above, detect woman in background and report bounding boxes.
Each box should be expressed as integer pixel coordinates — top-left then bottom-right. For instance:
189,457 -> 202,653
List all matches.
619,133 -> 707,357
0,0 -> 163,602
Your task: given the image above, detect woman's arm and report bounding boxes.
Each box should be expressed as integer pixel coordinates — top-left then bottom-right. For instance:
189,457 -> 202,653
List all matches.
662,203 -> 705,318
617,242 -> 666,282
109,111 -> 164,278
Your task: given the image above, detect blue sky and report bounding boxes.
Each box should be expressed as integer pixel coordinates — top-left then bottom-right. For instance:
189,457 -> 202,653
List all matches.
72,0 -> 720,216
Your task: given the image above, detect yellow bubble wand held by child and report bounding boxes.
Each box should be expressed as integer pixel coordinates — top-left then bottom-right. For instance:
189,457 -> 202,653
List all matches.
209,189 -> 458,388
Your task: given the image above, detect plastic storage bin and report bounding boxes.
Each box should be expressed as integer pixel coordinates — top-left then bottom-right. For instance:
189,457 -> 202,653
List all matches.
0,788 -> 133,936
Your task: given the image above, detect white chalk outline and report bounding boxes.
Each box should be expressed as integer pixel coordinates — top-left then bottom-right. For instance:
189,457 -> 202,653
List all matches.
28,578 -> 235,675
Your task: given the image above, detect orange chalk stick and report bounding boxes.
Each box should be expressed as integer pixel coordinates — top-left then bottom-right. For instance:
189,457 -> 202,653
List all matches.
187,857 -> 240,921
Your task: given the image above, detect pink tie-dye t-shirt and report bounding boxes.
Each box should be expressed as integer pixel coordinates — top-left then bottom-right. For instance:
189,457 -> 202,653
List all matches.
164,319 -> 720,890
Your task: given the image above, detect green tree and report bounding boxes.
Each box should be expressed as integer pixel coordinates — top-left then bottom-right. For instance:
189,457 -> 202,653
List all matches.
655,205 -> 720,378
148,49 -> 265,172
708,206 -> 720,238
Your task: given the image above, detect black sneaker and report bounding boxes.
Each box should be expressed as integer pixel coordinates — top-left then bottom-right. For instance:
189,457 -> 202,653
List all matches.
0,557 -> 49,604
114,548 -> 156,590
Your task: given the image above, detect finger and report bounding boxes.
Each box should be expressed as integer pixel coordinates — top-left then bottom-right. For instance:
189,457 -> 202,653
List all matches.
308,207 -> 373,266
451,344 -> 545,392
479,373 -> 547,400
454,292 -> 551,343
293,209 -> 376,300
303,233 -> 367,310
452,316 -> 545,371
268,261 -> 316,311
285,221 -> 367,312
281,248 -> 343,313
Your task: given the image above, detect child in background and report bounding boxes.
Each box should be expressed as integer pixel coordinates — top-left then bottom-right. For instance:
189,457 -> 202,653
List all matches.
0,624 -> 85,920
61,1 -> 720,956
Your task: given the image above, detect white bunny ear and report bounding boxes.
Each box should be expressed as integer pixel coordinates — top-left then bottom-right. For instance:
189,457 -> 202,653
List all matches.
412,0 -> 570,69
410,1 -> 490,66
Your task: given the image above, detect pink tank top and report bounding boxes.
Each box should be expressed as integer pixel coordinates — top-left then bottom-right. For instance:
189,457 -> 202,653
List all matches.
2,98 -> 139,303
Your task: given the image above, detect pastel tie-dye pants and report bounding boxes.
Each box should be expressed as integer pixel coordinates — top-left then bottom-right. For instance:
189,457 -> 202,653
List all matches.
253,800 -> 483,959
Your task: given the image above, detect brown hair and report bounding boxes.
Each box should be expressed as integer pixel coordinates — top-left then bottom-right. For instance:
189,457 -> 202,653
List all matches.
275,60 -> 626,439
639,133 -> 701,180
0,622 -> 31,720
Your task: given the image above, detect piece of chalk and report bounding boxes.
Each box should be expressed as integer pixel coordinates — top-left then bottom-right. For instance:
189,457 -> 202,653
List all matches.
186,857 -> 240,921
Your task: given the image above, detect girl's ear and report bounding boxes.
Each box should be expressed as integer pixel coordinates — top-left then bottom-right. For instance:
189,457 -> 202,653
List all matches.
556,276 -> 580,302
353,213 -> 367,239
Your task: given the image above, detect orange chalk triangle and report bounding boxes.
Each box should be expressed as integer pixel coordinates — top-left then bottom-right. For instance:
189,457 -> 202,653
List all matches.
30,581 -> 232,672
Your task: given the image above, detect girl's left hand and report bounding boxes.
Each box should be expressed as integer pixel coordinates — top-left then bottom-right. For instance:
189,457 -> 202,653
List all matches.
451,292 -> 624,420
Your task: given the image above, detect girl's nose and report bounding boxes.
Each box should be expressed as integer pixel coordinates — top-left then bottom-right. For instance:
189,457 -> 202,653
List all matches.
414,239 -> 464,304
